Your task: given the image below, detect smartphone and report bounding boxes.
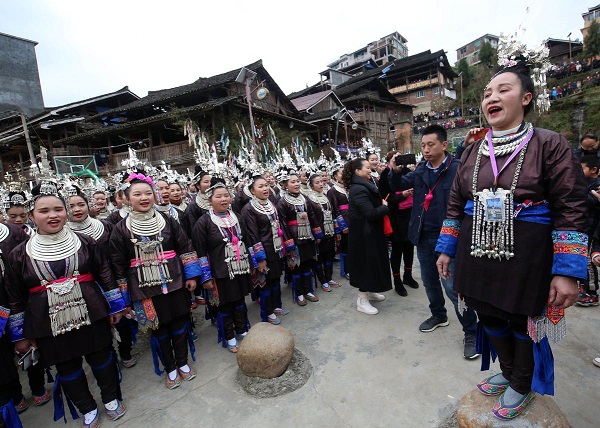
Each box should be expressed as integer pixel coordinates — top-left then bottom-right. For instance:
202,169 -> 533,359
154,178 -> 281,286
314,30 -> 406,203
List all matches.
18,348 -> 39,371
395,153 -> 417,166
473,128 -> 489,141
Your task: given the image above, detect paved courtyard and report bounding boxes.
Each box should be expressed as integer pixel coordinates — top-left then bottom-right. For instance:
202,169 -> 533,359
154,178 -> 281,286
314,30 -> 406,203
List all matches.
17,260 -> 600,427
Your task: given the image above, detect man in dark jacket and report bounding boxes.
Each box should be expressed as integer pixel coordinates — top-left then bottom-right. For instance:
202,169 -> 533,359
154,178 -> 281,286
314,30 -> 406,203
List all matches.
573,134 -> 600,159
389,124 -> 479,359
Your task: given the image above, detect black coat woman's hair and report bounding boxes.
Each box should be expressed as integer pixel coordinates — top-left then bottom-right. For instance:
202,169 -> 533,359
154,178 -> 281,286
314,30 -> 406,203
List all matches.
341,158 -> 366,189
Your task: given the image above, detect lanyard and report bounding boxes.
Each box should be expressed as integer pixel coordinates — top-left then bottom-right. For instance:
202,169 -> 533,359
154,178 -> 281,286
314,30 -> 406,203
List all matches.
486,128 -> 533,188
422,157 -> 452,211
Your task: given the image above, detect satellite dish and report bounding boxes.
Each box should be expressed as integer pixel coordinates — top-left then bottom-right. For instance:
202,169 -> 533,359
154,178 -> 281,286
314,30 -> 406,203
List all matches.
351,123 -> 359,130
256,87 -> 269,100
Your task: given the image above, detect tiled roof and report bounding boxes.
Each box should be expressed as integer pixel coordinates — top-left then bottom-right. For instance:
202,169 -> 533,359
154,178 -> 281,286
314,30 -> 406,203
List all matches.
53,95 -> 242,144
291,90 -> 334,111
90,60 -> 298,120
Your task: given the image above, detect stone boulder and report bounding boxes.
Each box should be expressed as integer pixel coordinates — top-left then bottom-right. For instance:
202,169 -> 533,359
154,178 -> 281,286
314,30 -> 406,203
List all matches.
456,388 -> 570,428
236,322 -> 294,378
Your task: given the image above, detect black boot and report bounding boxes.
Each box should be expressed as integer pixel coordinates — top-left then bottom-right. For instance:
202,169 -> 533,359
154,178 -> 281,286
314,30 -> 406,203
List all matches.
394,274 -> 407,296
403,270 -> 419,289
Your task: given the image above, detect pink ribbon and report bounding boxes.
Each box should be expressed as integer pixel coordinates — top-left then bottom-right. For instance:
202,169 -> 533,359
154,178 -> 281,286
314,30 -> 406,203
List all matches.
128,172 -> 154,186
231,236 -> 241,263
130,250 -> 176,267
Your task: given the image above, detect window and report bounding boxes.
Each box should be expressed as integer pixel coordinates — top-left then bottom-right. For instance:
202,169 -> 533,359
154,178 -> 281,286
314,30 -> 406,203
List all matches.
433,87 -> 440,95
474,40 -> 481,48
416,90 -> 425,98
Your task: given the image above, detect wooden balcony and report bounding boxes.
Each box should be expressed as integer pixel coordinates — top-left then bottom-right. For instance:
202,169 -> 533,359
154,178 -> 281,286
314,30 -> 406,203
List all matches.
389,77 -> 439,94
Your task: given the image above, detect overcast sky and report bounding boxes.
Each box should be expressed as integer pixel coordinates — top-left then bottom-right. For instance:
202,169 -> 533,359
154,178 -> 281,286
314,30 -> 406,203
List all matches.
0,0 -> 593,107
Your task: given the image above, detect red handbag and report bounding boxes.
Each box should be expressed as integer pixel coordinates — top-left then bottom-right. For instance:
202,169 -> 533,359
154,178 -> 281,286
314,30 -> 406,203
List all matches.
383,215 -> 393,235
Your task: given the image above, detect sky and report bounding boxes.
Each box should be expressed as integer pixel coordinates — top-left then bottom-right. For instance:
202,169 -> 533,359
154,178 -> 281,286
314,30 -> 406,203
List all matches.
0,0 -> 594,107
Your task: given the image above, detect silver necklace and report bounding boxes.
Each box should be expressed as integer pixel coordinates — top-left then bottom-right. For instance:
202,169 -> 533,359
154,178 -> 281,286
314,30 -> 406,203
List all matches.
284,192 -> 306,206
209,209 -> 251,279
0,223 -> 9,243
332,181 -> 347,197
68,216 -> 105,241
308,191 -> 334,236
127,210 -> 166,236
26,227 -> 82,261
251,197 -> 283,254
480,123 -> 533,157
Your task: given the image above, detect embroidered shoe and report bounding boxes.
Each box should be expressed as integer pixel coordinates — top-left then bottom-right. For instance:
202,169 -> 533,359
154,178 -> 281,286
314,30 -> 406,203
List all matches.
305,294 -> 319,302
16,396 -> 29,413
105,401 -> 126,421
492,390 -> 535,420
297,297 -> 307,306
166,372 -> 182,389
178,366 -> 197,381
268,316 -> 281,325
273,308 -> 289,316
121,356 -> 137,368
321,283 -> 332,292
476,374 -> 510,396
32,389 -> 52,406
328,280 -> 341,288
576,293 -> 599,306
195,296 -> 206,305
82,409 -> 100,428
227,338 -> 240,353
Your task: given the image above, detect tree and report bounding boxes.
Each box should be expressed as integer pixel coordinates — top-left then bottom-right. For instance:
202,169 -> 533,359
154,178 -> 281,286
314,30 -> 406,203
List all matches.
457,58 -> 473,87
478,42 -> 496,68
584,20 -> 600,59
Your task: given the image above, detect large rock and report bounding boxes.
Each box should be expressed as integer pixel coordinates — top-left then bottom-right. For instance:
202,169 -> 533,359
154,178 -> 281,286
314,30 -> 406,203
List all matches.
456,388 -> 570,428
236,322 -> 294,378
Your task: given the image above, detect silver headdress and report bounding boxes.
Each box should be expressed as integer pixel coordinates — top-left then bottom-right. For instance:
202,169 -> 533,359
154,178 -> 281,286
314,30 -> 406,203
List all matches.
495,29 -> 551,113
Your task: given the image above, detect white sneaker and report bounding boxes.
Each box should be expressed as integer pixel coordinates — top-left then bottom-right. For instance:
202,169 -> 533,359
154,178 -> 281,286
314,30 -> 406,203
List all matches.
368,292 -> 386,302
357,292 -> 378,315
593,357 -> 600,368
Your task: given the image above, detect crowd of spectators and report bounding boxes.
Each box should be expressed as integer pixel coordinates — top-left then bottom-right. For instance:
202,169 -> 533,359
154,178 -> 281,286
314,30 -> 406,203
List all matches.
550,71 -> 600,100
413,107 -> 480,124
547,59 -> 600,79
413,116 -> 476,135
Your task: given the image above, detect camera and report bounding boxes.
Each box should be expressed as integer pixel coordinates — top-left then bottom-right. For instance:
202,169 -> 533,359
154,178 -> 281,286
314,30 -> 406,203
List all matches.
394,153 -> 417,166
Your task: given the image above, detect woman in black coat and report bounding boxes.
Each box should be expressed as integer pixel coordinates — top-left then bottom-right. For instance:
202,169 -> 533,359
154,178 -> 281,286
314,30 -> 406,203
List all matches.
343,158 -> 392,315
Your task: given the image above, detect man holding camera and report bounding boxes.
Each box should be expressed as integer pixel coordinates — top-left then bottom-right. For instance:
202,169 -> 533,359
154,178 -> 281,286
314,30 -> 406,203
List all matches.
389,124 -> 479,360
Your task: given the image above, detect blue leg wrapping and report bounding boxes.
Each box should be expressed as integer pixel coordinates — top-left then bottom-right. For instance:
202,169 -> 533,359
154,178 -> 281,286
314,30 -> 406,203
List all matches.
0,400 -> 23,428
53,368 -> 83,422
291,275 -> 301,301
476,321 -> 509,371
259,288 -> 272,322
150,334 -> 168,376
514,332 -> 554,396
171,323 -> 196,362
90,351 -> 122,401
234,303 -> 251,331
340,253 -> 347,276
272,284 -> 282,308
303,270 -> 314,294
216,312 -> 228,348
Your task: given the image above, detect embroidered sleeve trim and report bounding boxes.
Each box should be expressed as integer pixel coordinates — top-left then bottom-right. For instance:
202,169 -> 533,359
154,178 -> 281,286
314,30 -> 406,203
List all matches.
551,231 -> 588,280
435,219 -> 462,258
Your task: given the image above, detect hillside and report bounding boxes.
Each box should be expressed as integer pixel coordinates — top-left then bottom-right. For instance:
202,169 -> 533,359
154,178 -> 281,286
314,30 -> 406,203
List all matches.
534,85 -> 600,145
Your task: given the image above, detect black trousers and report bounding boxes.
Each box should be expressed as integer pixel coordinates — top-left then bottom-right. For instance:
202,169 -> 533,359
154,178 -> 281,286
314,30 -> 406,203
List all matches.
259,279 -> 282,321
55,346 -> 120,415
314,250 -> 335,285
152,315 -> 189,373
217,298 -> 248,340
114,318 -> 135,361
478,312 -> 534,394
291,262 -> 313,297
390,241 -> 414,274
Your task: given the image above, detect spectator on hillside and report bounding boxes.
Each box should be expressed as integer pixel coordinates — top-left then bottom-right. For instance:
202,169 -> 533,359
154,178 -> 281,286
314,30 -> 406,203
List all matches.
574,134 -> 600,159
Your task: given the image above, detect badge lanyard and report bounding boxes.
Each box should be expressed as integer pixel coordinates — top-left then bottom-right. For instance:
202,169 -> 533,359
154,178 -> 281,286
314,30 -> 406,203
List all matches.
422,157 -> 452,211
486,129 -> 533,191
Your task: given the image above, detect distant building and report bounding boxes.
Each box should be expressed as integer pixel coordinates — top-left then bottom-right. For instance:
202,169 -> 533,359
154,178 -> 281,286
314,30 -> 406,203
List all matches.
581,4 -> 600,48
456,34 -> 499,66
545,38 -> 583,64
327,32 -> 409,72
0,32 -> 45,117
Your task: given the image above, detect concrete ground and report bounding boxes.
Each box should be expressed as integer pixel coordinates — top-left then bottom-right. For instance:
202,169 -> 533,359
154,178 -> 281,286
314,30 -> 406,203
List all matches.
17,261 -> 600,428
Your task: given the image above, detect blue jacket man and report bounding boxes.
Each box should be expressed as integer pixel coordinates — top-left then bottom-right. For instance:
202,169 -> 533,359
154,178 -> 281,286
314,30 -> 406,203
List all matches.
389,124 -> 479,359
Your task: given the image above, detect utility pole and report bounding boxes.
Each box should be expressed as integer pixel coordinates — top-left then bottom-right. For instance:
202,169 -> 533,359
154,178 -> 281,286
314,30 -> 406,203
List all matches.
19,112 -> 36,167
567,32 -> 572,62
